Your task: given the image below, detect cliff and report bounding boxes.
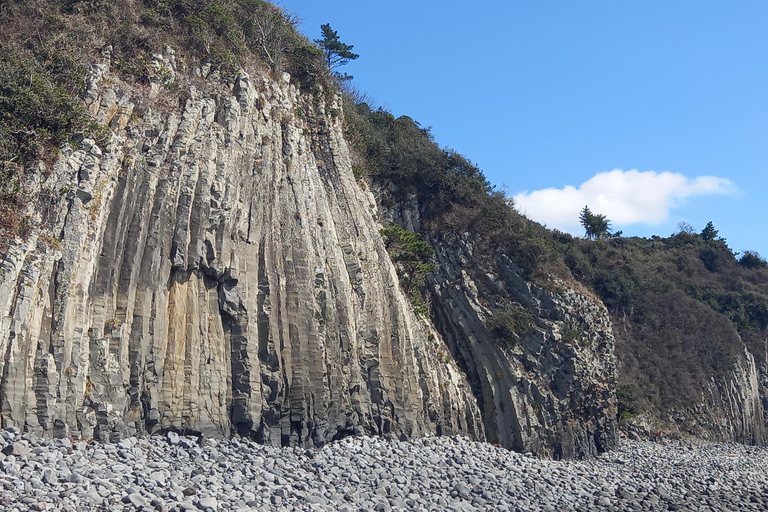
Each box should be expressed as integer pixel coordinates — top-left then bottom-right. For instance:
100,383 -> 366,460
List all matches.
344,101 -> 768,447
378,189 -> 616,458
2,0 -> 765,458
0,1 -> 621,458
0,53 -> 489,445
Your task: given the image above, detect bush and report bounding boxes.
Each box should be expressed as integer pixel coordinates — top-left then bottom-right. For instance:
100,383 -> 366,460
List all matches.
616,384 -> 641,420
486,305 -> 535,348
0,16 -> 108,241
343,101 -> 492,216
739,251 -> 767,269
699,248 -> 721,272
380,225 -> 435,313
560,323 -> 586,345
0,43 -> 103,166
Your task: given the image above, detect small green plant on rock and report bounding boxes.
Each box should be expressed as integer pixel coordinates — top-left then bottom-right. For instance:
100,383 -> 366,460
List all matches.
380,225 -> 436,312
40,235 -> 63,250
560,322 -> 588,345
486,304 -> 535,348
617,383 -> 641,421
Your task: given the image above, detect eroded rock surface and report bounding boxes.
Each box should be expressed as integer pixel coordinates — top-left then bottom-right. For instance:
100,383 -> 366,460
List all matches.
0,61 -> 483,446
376,188 -> 617,458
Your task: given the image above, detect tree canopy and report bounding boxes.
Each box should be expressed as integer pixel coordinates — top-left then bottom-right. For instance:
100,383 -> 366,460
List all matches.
579,206 -> 612,240
700,221 -> 720,242
314,23 -> 359,74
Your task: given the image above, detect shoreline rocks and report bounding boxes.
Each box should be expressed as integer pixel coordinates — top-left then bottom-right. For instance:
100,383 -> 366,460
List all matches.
0,429 -> 766,511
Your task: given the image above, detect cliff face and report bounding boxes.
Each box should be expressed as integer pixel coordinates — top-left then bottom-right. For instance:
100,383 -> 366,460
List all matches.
377,189 -> 617,458
0,46 -> 623,457
611,284 -> 767,446
705,350 -> 766,444
3,45 -> 763,458
0,54 -> 484,445
664,350 -> 766,445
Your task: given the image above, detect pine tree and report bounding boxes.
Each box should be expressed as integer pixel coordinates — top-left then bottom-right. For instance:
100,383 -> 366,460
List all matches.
579,206 -> 595,239
315,24 -> 359,72
579,205 -> 611,240
700,221 -> 719,242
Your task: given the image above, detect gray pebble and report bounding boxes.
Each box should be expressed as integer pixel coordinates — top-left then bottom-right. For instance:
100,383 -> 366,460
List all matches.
0,432 -> 762,512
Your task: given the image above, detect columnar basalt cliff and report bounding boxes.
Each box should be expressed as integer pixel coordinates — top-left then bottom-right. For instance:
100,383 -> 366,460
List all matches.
704,350 -> 766,443
658,350 -> 766,445
0,40 -> 625,457
0,54 -> 486,446
7,1 -> 765,460
377,190 -> 617,458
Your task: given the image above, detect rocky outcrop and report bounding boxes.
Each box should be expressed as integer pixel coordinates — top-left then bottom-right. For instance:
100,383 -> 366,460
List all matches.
0,46 -> 620,458
377,190 -> 617,458
664,349 -> 767,445
0,56 -> 483,445
704,349 -> 766,444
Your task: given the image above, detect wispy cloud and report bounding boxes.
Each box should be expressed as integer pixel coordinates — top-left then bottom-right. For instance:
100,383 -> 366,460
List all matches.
513,169 -> 735,229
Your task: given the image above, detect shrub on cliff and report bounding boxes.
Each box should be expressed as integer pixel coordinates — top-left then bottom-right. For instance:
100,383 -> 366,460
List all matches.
486,305 -> 535,348
0,0 -> 331,243
0,14 -> 108,241
380,225 -> 435,313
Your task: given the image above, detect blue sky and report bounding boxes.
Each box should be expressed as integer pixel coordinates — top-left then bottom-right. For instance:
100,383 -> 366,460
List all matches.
280,0 -> 768,256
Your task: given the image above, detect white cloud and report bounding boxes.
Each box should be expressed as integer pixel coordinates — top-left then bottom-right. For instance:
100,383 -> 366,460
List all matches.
512,169 -> 734,230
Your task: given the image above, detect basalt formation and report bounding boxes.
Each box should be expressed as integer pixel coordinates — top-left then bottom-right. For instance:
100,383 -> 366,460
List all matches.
0,41 -> 618,457
0,0 -> 766,459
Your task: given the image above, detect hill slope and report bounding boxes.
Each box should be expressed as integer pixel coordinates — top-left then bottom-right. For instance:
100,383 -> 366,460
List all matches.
344,99 -> 768,445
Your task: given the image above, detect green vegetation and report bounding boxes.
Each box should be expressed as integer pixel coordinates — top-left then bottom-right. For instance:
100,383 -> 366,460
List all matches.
380,225 -> 435,313
0,8 -> 108,239
315,23 -> 358,80
739,251 -> 767,269
486,305 -> 536,348
700,221 -> 721,242
560,323 -> 586,345
558,231 -> 768,413
0,0 -> 330,88
579,205 -> 618,240
616,383 -> 642,421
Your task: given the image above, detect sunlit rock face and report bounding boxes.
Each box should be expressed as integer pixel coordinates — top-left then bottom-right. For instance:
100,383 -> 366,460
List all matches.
0,49 -> 634,459
0,62 -> 483,446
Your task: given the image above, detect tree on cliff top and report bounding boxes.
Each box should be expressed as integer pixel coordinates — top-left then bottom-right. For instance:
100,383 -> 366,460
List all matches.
579,206 -> 611,240
315,23 -> 358,75
700,221 -> 719,241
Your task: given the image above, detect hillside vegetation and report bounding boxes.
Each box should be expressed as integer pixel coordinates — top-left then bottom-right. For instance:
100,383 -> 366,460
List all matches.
343,98 -> 768,431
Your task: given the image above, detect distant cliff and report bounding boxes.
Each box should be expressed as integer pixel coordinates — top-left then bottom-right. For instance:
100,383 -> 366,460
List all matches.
343,99 -> 768,447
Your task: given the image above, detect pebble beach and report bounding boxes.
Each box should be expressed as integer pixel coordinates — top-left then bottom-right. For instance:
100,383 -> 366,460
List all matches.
2,428 -> 768,512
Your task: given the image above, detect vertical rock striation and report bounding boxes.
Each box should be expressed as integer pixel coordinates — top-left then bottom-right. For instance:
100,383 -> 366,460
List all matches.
672,349 -> 767,445
377,190 -> 617,458
0,60 -> 483,445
